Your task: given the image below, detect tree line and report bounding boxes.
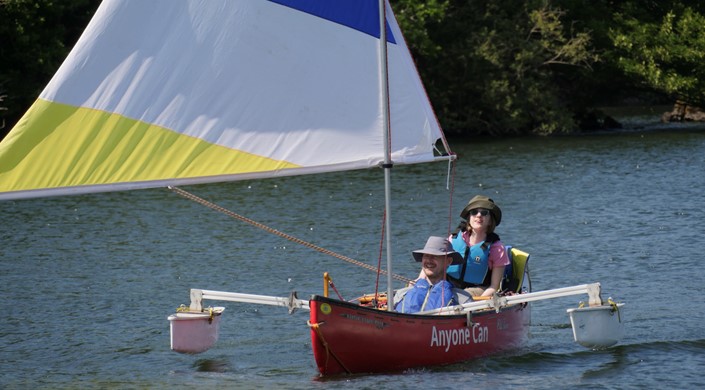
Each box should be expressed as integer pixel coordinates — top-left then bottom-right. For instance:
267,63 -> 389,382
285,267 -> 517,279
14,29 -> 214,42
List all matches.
2,0 -> 704,139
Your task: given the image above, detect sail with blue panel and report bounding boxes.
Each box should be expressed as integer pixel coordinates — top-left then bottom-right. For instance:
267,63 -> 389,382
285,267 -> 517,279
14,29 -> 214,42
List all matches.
0,0 -> 449,200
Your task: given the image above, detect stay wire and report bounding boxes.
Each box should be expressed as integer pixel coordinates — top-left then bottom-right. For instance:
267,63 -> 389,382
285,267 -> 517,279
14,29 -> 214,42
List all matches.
168,186 -> 412,284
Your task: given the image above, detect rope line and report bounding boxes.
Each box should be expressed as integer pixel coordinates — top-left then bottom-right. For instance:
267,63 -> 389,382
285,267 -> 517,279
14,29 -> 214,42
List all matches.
327,277 -> 345,301
168,186 -> 412,283
373,208 -> 386,302
308,320 -> 351,374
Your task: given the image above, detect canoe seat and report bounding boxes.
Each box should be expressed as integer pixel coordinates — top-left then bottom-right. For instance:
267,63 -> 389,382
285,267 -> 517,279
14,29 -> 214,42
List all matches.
502,246 -> 530,293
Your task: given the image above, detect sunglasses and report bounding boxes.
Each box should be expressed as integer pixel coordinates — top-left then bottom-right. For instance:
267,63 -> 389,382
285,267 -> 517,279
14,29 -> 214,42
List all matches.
469,209 -> 489,217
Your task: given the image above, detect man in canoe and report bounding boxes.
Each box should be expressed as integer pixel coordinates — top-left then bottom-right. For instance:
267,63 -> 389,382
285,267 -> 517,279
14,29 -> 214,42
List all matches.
394,236 -> 469,313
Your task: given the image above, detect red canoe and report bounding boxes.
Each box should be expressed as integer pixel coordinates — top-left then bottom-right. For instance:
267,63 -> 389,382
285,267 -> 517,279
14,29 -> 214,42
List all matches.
309,294 -> 531,375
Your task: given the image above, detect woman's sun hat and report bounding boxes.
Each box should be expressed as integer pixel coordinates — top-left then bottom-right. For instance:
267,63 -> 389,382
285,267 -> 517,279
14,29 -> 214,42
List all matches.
460,195 -> 502,226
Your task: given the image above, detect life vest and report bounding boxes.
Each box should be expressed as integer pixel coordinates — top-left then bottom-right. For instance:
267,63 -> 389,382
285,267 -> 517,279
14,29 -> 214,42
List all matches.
394,278 -> 457,313
447,232 -> 499,286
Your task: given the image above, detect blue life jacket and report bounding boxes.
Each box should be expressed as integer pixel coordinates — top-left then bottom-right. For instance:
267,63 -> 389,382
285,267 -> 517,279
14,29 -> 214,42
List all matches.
447,233 -> 499,286
394,278 -> 457,313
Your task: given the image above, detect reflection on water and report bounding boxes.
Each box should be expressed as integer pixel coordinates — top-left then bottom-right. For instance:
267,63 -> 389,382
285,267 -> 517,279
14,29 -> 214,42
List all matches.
194,358 -> 231,373
580,346 -> 631,380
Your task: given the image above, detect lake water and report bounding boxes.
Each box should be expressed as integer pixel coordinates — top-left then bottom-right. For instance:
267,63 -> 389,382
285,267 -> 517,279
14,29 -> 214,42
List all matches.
1,128 -> 704,389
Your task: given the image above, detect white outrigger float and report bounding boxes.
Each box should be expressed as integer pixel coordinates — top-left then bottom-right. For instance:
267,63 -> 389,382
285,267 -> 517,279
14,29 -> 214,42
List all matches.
0,0 -> 625,376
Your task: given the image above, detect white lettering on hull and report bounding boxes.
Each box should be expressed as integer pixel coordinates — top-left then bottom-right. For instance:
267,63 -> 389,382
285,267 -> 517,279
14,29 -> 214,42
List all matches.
430,324 -> 488,352
472,323 -> 488,343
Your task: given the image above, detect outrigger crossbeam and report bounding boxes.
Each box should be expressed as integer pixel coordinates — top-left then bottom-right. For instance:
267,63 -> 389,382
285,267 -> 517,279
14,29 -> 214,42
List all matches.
187,283 -> 602,317
189,289 -> 310,314
419,283 -> 603,315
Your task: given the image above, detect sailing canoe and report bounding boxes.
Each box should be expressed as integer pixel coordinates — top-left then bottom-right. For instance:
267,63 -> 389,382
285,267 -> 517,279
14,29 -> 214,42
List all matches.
0,0 -> 560,376
309,295 -> 531,375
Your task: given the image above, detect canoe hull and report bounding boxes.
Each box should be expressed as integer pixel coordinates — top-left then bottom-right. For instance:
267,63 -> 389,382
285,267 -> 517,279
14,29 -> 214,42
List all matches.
309,295 -> 530,375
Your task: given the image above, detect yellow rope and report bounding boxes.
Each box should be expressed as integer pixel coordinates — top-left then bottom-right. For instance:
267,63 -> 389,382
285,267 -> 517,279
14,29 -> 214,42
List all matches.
608,298 -> 622,322
308,320 -> 351,374
169,186 -> 412,283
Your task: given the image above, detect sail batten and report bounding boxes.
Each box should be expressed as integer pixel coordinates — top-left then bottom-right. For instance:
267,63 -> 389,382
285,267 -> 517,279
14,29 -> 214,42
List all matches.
0,0 -> 450,201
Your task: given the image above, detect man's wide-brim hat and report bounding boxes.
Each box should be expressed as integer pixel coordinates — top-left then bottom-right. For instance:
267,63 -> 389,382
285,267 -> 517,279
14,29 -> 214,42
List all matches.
460,195 -> 502,226
412,236 -> 463,265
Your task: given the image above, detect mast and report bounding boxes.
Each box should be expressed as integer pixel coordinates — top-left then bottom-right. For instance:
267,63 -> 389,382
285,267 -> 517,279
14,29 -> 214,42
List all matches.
379,0 -> 395,311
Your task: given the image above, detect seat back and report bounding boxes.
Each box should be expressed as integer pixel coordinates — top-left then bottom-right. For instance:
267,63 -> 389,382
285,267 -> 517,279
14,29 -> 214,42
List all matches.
502,246 -> 531,293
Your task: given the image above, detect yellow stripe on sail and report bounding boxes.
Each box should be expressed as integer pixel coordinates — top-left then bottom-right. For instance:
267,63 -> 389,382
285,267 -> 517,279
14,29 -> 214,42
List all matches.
0,99 -> 300,194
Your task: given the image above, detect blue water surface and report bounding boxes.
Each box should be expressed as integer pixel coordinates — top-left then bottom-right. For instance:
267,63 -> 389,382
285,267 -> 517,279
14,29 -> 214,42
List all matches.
1,129 -> 704,389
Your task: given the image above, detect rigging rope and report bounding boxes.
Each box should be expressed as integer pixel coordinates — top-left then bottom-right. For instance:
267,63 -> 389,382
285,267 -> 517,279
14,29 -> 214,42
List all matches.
372,208 -> 386,304
168,186 -> 412,283
441,156 -> 458,305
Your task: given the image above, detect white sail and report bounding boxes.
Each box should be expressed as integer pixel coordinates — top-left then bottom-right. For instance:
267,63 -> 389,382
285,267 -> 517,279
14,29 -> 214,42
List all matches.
0,0 -> 450,200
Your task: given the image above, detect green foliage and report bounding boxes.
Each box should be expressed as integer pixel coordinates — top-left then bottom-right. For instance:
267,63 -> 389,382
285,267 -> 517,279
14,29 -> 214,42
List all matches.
391,0 -> 449,59
612,6 -> 705,108
396,0 -> 599,135
0,0 -> 100,134
3,0 -> 703,138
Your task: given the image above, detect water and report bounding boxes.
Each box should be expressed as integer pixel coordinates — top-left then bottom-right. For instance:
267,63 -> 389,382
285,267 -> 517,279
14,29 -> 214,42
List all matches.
1,129 -> 704,389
